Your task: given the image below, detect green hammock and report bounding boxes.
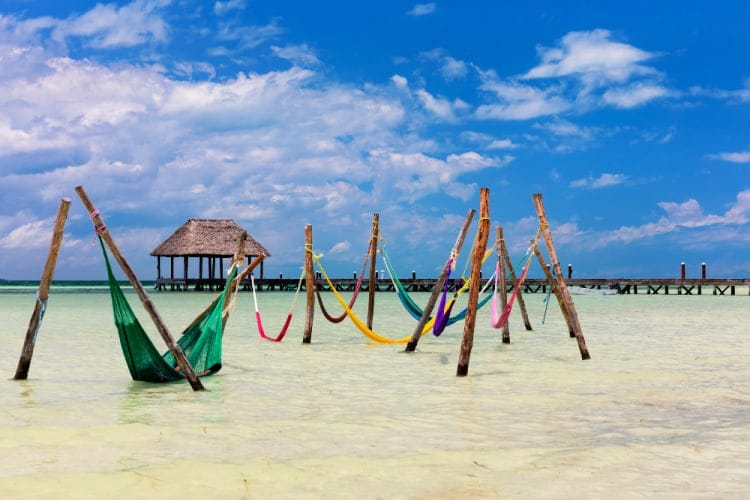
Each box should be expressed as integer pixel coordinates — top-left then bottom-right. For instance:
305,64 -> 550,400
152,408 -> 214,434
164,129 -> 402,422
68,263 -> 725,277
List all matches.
100,236 -> 237,383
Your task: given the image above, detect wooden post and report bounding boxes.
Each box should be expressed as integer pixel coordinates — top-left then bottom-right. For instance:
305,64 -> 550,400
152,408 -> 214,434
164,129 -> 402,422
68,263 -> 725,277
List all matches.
75,185 -> 205,391
502,243 -> 532,331
14,198 -> 71,380
457,188 -> 490,376
534,246 -> 575,337
302,224 -> 315,344
532,193 -> 590,360
405,208 -> 475,352
680,262 -> 686,281
701,262 -> 706,280
567,264 -> 573,279
496,227 -> 510,343
366,213 -> 379,330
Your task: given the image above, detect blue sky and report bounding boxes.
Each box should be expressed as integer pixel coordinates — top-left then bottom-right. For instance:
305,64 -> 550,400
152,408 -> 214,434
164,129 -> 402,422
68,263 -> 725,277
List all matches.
1,0 -> 749,281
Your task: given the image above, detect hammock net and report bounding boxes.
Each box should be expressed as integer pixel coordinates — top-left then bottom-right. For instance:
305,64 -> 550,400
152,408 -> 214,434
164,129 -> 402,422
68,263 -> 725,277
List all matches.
101,236 -> 237,382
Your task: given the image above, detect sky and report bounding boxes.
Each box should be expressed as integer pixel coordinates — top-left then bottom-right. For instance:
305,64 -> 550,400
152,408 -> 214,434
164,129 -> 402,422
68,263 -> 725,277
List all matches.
1,0 -> 749,281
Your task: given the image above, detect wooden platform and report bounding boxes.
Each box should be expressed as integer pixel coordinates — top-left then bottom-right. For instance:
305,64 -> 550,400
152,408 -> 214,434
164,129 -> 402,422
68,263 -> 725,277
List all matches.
154,276 -> 750,296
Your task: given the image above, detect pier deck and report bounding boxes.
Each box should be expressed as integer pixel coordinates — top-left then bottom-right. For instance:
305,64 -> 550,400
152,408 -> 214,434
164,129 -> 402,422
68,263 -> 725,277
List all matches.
154,276 -> 750,296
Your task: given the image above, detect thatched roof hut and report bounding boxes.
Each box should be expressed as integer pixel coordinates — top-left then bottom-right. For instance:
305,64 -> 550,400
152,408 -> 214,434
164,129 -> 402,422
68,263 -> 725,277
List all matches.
151,218 -> 270,290
151,218 -> 270,257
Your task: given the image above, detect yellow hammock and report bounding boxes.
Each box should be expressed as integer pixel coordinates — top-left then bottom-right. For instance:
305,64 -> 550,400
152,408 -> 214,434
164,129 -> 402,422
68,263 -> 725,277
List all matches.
312,249 -> 493,344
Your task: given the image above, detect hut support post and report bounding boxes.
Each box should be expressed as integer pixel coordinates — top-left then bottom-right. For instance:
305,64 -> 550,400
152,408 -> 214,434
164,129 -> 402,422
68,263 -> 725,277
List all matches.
75,185 -> 205,391
457,188 -> 490,376
302,225 -> 314,344
405,208 -> 476,352
496,227 -> 510,343
532,193 -> 590,360
14,197 -> 71,380
366,213 -> 379,330
503,239 -> 532,331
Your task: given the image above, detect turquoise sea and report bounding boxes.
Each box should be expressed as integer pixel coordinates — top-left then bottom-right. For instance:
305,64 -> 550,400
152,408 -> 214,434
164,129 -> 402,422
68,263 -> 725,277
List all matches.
0,281 -> 748,498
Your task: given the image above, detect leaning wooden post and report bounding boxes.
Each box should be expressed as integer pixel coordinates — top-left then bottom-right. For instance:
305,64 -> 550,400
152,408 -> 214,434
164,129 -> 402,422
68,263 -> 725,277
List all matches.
75,185 -> 205,391
366,213 -> 379,330
534,245 -> 575,337
14,198 -> 71,380
457,188 -> 490,376
502,241 -> 532,331
496,227 -> 511,344
302,224 -> 315,344
532,193 -> 590,360
405,208 -> 475,352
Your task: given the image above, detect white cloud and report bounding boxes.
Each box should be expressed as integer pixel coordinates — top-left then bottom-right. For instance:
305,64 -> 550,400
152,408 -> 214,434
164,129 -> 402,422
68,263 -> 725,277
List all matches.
524,29 -> 656,83
487,139 -> 518,150
415,88 -> 462,121
570,173 -> 628,189
602,83 -> 669,108
271,43 -> 320,66
215,17 -> 283,50
214,0 -> 246,16
390,74 -> 409,89
0,218 -> 56,249
53,0 -> 169,49
710,151 -> 750,163
440,56 -> 467,80
328,240 -> 351,255
476,80 -> 570,120
536,119 -> 595,139
597,191 -> 750,247
407,3 -> 437,16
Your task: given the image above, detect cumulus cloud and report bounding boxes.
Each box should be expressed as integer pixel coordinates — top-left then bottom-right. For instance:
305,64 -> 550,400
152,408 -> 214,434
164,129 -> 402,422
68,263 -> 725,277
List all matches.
597,191 -> 750,247
524,29 -> 656,82
415,88 -> 468,121
52,0 -> 169,49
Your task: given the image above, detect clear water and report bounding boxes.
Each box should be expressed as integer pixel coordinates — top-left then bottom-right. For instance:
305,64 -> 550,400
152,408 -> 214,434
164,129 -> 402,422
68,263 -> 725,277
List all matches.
0,284 -> 748,498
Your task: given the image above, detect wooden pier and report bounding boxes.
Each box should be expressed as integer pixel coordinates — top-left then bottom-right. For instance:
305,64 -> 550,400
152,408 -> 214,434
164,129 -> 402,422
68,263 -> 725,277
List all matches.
155,276 -> 750,296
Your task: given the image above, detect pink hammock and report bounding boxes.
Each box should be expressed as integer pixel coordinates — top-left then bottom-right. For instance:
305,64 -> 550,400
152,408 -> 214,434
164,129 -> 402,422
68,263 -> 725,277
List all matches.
251,270 -> 304,342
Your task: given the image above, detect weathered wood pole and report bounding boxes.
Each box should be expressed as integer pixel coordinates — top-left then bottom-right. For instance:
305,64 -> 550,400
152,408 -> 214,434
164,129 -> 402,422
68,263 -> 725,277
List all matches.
533,246 -> 575,337
502,241 -> 532,331
680,262 -> 686,281
701,262 -> 707,280
14,198 -> 71,380
496,227 -> 510,343
366,213 -> 379,330
302,224 -> 315,343
532,193 -> 590,360
75,185 -> 205,391
457,188 -> 490,376
405,208 -> 475,352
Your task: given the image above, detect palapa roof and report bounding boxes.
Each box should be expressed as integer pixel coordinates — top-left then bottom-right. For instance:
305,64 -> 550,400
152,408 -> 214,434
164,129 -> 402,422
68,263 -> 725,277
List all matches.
150,218 -> 270,257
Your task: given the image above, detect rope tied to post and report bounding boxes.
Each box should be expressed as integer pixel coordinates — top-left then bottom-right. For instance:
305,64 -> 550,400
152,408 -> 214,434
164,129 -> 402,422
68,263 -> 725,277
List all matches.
31,295 -> 48,344
88,209 -> 108,243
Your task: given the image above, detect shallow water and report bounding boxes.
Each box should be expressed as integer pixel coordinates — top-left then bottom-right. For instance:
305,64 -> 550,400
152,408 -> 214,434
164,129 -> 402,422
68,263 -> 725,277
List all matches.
1,285 -> 749,498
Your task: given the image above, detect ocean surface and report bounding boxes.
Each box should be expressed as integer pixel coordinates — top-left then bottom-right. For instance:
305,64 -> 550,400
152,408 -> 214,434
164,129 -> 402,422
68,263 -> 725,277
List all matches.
0,281 -> 748,499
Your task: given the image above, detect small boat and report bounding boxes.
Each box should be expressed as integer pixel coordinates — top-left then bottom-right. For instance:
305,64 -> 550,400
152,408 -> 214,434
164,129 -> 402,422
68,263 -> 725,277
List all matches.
566,285 -> 618,296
